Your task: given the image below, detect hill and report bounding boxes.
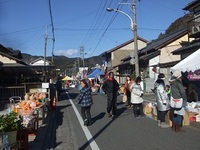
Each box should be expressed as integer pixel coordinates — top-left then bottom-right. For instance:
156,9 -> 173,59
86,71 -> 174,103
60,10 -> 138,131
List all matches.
22,53 -> 103,73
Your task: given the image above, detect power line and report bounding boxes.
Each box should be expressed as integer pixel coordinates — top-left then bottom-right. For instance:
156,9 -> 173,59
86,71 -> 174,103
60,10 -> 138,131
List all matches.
0,27 -> 44,36
84,1 -> 125,56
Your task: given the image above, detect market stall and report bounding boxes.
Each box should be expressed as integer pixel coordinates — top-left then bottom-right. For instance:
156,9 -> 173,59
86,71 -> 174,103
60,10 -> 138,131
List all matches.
170,49 -> 200,123
171,50 -> 200,96
87,68 -> 105,92
171,48 -> 200,72
87,68 -> 105,79
11,92 -> 49,130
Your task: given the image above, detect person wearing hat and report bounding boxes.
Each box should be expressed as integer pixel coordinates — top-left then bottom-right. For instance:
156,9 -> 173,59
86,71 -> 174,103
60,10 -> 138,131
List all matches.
154,73 -> 170,128
169,70 -> 187,132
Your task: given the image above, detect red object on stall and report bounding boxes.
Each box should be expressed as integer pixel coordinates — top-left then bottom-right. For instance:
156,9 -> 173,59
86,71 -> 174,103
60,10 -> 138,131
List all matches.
52,96 -> 56,110
189,116 -> 196,122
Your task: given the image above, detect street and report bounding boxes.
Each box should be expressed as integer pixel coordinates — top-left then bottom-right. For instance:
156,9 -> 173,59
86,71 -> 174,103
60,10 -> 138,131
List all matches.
51,88 -> 200,150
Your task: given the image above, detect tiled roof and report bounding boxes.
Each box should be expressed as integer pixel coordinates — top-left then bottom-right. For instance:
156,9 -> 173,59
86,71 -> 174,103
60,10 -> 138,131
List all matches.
172,39 -> 200,54
139,28 -> 188,55
104,36 -> 148,54
139,51 -> 160,61
0,50 -> 28,66
183,0 -> 200,11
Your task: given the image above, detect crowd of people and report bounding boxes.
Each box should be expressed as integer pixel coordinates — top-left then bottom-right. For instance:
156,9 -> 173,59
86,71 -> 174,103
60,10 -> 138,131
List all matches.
76,70 -> 187,133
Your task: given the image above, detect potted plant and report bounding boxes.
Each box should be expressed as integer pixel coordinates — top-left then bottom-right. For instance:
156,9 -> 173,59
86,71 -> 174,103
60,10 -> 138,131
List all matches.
0,111 -> 23,145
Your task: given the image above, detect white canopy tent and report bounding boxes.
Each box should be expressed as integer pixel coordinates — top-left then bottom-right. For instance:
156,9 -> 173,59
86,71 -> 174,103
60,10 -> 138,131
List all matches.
171,48 -> 200,72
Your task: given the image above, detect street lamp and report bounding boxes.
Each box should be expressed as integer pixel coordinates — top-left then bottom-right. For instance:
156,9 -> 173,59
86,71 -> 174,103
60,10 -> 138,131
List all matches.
106,8 -> 134,31
106,7 -> 139,77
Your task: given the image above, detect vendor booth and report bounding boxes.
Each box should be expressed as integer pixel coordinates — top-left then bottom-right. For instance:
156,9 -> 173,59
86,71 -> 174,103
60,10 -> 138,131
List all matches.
87,68 -> 105,93
171,48 -> 200,123
87,68 -> 104,79
171,48 -> 200,101
171,48 -> 200,72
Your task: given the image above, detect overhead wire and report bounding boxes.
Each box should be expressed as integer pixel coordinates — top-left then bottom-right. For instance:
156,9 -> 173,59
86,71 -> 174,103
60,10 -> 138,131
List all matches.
15,28 -> 44,50
88,0 -> 131,60
79,0 -> 124,55
81,0 -> 112,55
0,26 -> 45,36
85,0 -> 125,57
80,0 -> 105,45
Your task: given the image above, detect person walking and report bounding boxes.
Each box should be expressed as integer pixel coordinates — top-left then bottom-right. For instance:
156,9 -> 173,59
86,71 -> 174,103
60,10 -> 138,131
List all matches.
123,75 -> 133,108
130,76 -> 145,119
102,72 -> 119,119
154,73 -> 170,128
77,79 -> 93,126
169,70 -> 187,132
55,77 -> 62,99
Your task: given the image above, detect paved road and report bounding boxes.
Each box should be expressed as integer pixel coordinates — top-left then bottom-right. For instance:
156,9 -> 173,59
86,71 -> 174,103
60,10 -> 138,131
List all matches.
29,87 -> 200,150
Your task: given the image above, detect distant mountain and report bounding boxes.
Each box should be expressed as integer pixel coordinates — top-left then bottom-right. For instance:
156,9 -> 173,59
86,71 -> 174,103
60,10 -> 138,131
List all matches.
22,53 -> 103,73
158,13 -> 192,38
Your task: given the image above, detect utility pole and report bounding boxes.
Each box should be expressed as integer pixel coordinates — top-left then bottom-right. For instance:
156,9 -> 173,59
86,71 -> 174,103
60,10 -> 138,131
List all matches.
44,26 -> 48,82
132,0 -> 139,77
77,57 -> 80,72
107,1 -> 139,77
80,46 -> 85,67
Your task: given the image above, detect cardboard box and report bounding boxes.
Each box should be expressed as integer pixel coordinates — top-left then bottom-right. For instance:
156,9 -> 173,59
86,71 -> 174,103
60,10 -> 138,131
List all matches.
144,107 -> 153,118
195,115 -> 200,122
143,104 -> 153,118
165,110 -> 190,126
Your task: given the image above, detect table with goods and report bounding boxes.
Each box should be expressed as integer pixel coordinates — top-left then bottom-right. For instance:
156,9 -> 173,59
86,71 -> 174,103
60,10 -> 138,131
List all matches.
0,92 -> 50,149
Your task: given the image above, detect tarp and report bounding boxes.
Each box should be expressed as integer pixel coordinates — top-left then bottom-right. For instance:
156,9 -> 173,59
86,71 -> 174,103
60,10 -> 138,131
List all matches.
62,76 -> 73,81
87,68 -> 104,79
171,48 -> 200,72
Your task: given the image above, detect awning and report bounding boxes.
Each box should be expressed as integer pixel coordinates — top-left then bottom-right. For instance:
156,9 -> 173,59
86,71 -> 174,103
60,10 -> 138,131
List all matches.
87,68 -> 104,79
171,48 -> 200,72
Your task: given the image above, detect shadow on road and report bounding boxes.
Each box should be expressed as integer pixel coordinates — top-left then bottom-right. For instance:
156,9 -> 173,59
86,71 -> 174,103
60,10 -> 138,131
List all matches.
92,112 -> 106,124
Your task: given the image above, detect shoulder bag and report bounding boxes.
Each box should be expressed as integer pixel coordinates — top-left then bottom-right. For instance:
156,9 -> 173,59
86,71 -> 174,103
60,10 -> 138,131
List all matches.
170,89 -> 183,109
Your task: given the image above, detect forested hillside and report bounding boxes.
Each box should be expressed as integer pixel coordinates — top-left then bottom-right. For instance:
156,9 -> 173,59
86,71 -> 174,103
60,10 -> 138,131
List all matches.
22,53 -> 103,73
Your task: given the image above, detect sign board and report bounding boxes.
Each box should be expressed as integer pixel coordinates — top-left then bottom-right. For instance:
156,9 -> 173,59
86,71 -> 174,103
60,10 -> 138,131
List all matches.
42,83 -> 49,89
187,70 -> 200,81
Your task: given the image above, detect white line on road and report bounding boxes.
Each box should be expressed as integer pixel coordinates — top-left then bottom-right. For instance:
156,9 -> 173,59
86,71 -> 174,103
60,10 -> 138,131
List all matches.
66,91 -> 100,150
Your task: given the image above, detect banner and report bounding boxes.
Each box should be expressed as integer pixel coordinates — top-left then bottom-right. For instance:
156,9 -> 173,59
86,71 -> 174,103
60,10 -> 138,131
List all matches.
187,70 -> 200,81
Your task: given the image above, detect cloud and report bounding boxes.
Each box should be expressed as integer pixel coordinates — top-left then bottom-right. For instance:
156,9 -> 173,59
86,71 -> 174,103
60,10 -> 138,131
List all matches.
54,49 -> 78,57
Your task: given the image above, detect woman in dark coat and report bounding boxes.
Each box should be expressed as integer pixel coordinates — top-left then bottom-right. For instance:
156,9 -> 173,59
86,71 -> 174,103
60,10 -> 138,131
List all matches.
77,79 -> 93,126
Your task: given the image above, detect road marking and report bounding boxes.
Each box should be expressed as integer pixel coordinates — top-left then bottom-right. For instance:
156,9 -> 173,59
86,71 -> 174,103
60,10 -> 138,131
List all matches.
66,91 -> 100,150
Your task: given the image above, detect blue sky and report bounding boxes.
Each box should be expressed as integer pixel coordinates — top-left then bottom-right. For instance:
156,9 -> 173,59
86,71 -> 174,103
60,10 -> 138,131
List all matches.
0,0 -> 192,58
